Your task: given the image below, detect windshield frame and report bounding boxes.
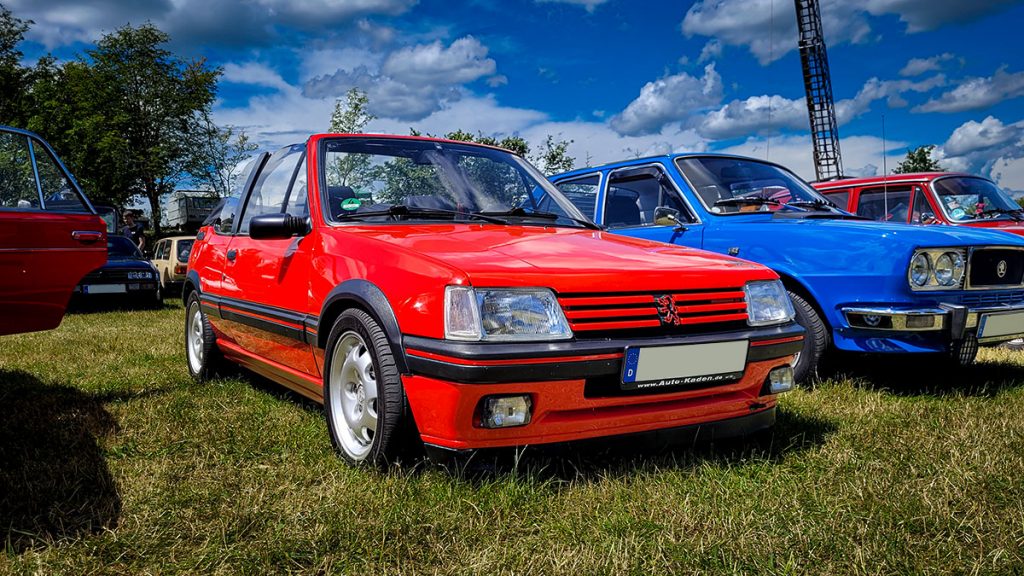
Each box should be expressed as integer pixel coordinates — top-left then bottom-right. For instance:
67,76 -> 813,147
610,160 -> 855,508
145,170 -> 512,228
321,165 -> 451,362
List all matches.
928,175 -> 1019,223
316,136 -> 594,229
673,155 -> 842,217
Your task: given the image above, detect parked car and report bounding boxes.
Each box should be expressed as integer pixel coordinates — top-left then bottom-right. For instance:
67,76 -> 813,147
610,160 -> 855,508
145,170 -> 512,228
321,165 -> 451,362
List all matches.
74,235 -> 161,307
152,235 -> 195,295
0,125 -> 107,336
813,173 -> 1024,234
550,155 -> 1024,382
184,135 -> 804,466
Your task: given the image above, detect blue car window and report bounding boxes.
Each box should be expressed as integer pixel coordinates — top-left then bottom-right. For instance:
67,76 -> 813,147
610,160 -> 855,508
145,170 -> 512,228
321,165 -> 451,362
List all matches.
604,171 -> 688,228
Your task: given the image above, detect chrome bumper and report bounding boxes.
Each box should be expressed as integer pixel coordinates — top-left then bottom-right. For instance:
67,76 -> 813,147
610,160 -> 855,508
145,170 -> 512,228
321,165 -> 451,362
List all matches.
843,303 -> 1024,343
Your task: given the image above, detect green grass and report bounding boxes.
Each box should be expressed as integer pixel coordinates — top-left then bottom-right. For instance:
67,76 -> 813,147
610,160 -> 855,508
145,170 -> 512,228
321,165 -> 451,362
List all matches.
1,303 -> 1023,574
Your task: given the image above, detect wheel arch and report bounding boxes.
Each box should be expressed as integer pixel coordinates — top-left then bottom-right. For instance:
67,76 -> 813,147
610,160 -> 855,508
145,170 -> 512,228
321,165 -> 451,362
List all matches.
182,269 -> 201,305
318,279 -> 410,374
774,270 -> 832,330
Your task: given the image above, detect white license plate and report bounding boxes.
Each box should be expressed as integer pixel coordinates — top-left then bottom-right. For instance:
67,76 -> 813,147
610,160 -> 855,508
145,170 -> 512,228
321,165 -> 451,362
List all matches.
978,311 -> 1024,339
621,340 -> 749,390
83,284 -> 127,294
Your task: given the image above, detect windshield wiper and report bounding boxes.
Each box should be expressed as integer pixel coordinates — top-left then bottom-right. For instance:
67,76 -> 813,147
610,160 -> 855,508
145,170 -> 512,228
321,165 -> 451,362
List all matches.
787,199 -> 836,211
714,197 -> 784,208
335,205 -> 508,224
976,207 -> 1024,221
476,207 -> 602,230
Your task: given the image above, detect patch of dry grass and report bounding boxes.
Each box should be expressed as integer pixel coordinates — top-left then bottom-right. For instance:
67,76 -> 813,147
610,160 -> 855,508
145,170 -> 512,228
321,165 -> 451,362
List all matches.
1,304 -> 1023,574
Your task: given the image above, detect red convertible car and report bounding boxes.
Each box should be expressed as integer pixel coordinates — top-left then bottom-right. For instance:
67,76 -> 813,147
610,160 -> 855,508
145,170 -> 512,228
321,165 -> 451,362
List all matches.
184,134 -> 803,465
0,126 -> 107,336
814,173 -> 1024,234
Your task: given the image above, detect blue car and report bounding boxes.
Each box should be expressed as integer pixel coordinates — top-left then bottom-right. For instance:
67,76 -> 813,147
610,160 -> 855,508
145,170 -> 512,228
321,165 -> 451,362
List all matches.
550,154 -> 1024,381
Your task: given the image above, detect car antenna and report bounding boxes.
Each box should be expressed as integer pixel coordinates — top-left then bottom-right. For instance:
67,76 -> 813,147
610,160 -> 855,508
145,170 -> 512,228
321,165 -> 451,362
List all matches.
766,0 -> 773,161
882,114 -> 888,220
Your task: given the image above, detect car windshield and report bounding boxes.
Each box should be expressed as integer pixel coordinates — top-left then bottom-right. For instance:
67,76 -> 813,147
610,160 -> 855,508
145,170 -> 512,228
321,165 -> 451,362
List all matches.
932,176 -> 1021,222
108,235 -> 144,260
321,137 -> 592,228
176,239 -> 194,263
675,156 -> 839,215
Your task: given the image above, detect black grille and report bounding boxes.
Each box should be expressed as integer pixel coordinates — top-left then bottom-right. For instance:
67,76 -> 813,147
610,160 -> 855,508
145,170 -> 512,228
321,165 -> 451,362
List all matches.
969,249 -> 1024,288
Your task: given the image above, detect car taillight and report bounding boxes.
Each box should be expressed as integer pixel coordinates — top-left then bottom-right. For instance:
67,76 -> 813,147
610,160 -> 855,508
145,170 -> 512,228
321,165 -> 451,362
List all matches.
174,264 -> 188,274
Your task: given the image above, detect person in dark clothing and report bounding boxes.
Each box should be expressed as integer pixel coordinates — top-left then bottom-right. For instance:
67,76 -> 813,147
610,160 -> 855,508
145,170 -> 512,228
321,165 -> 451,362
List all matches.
121,212 -> 146,251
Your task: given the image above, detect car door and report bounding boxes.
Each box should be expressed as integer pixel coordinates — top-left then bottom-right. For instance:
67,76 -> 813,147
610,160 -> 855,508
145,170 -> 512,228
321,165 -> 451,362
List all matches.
600,163 -> 704,248
220,144 -> 319,383
0,127 -> 106,336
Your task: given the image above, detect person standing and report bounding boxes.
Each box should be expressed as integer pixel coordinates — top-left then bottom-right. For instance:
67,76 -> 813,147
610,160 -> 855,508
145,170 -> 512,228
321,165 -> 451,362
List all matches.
121,212 -> 146,251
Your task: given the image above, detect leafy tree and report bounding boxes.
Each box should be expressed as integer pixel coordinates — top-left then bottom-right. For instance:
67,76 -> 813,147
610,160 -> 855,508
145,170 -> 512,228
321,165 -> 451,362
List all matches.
327,88 -> 376,188
29,24 -> 219,234
190,114 -> 259,198
0,4 -> 30,125
530,134 -> 575,176
893,145 -> 944,174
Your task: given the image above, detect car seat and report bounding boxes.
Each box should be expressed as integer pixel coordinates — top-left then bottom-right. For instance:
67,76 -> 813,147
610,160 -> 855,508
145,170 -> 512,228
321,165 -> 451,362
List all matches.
605,190 -> 642,227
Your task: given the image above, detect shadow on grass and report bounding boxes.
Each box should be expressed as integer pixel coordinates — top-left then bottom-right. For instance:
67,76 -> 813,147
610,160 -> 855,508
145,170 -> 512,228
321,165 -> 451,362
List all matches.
0,370 -> 122,553
67,296 -> 169,314
829,351 -> 1024,398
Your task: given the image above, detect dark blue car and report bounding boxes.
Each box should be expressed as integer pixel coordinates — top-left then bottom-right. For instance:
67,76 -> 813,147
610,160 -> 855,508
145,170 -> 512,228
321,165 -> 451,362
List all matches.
551,154 -> 1024,381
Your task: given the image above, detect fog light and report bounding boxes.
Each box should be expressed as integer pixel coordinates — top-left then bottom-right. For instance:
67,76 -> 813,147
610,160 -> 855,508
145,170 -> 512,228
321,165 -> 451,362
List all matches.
766,365 -> 794,394
479,395 -> 532,428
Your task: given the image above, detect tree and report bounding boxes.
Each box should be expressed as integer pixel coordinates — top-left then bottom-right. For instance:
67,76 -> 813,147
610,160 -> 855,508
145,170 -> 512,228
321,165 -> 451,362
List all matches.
29,24 -> 220,234
0,4 -> 54,127
327,88 -> 375,188
530,134 -> 575,176
190,115 -> 259,198
893,145 -> 944,174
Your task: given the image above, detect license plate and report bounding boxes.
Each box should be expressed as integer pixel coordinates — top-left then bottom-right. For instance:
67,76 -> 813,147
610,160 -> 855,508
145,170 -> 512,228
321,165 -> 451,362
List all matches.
621,340 -> 749,390
978,311 -> 1024,339
83,284 -> 126,294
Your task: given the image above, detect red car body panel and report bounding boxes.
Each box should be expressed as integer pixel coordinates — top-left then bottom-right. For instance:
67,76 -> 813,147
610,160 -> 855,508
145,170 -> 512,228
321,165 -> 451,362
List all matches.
0,127 -> 107,336
814,172 -> 1024,236
188,134 -> 803,450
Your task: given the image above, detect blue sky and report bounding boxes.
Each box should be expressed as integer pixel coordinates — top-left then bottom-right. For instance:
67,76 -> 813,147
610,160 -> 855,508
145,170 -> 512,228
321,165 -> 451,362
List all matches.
11,0 -> 1024,190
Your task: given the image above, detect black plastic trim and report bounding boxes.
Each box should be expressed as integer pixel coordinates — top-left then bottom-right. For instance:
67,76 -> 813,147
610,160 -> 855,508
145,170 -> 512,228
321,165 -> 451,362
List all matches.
200,293 -> 318,344
406,355 -> 621,384
318,279 -> 409,373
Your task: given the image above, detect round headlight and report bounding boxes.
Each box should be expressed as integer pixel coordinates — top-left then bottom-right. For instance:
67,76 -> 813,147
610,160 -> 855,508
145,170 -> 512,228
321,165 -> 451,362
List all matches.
934,252 -> 964,286
910,252 -> 931,286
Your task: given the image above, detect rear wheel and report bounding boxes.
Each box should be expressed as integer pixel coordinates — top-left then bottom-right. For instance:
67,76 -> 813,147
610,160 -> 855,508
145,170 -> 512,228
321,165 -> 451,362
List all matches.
323,309 -> 411,466
185,292 -> 228,381
788,290 -> 829,384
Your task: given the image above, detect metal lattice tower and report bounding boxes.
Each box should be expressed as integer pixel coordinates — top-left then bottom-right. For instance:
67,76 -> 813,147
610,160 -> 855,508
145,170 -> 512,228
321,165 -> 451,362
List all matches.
795,0 -> 843,181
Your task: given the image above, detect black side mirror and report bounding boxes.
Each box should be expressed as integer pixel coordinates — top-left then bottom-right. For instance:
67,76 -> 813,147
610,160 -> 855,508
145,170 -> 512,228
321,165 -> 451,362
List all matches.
250,213 -> 310,240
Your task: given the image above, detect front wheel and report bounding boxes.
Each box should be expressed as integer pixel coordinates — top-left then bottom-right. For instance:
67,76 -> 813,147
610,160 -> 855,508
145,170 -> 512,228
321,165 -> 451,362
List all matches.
184,292 -> 228,381
323,309 -> 412,466
788,290 -> 829,384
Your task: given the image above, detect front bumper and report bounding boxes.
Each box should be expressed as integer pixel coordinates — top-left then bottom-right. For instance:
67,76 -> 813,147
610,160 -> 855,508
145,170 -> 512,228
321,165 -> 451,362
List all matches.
841,303 -> 1024,347
400,323 -> 803,450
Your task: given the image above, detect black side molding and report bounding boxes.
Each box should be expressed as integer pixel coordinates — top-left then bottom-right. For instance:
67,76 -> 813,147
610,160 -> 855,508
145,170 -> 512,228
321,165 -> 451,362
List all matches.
319,279 -> 409,373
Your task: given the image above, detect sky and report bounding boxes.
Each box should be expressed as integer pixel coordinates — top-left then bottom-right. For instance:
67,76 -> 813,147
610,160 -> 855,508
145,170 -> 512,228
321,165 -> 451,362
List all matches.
10,0 -> 1024,191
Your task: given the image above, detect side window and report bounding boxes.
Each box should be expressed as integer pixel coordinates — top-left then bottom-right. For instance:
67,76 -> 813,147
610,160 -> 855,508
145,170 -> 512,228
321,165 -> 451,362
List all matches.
909,186 -> 932,224
239,145 -> 304,235
825,190 -> 850,211
284,157 -> 309,218
0,131 -> 41,210
554,175 -> 600,220
604,169 -> 691,229
154,241 -> 165,260
856,186 -> 912,223
35,146 -> 88,213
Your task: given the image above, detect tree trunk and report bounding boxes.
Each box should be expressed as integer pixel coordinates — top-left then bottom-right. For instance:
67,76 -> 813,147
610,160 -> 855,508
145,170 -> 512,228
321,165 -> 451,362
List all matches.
144,178 -> 161,238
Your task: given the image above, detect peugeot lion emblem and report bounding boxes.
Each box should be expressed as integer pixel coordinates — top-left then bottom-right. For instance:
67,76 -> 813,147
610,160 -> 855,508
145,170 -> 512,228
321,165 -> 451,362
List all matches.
655,294 -> 681,326
997,260 -> 1008,279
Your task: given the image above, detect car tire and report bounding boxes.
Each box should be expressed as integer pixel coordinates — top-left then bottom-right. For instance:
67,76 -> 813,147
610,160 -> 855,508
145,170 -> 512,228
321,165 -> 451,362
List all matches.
323,308 -> 411,467
184,292 -> 227,381
788,290 -> 828,384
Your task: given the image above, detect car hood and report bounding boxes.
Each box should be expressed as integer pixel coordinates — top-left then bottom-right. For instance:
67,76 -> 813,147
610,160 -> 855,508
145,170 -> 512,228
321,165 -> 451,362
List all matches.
743,215 -> 1024,247
95,259 -> 157,271
344,224 -> 775,291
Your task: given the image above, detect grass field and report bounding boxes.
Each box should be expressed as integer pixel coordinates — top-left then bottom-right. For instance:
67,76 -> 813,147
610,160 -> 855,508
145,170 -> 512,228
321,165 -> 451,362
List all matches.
1,302 -> 1023,574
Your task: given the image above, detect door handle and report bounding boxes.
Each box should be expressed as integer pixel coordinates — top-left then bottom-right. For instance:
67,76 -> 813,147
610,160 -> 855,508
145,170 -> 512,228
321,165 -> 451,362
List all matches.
72,230 -> 103,244
226,249 -> 237,262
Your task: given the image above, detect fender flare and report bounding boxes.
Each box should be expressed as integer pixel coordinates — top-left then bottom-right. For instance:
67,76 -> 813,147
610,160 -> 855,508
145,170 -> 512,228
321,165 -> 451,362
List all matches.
317,279 -> 409,374
182,269 -> 202,304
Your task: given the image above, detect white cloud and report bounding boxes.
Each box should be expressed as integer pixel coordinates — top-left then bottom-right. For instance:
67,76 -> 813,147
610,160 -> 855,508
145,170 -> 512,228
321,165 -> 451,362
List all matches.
990,156 -> 1024,193
534,0 -> 609,12
718,134 -> 907,182
381,36 -> 496,86
934,116 -> 1024,188
609,64 -> 723,136
222,62 -> 296,93
914,66 -> 1024,113
681,0 -> 1012,65
942,116 -> 1022,157
698,95 -> 807,139
697,39 -> 722,63
899,53 -> 954,77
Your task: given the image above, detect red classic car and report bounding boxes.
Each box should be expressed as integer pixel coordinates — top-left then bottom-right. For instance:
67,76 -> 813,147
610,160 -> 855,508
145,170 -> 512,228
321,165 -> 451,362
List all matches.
813,173 -> 1024,235
0,126 -> 107,336
184,134 -> 803,465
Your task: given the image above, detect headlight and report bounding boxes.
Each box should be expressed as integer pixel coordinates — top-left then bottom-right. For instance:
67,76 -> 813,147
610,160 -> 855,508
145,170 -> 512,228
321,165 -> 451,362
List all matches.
743,280 -> 796,326
908,248 -> 966,290
444,286 -> 573,341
